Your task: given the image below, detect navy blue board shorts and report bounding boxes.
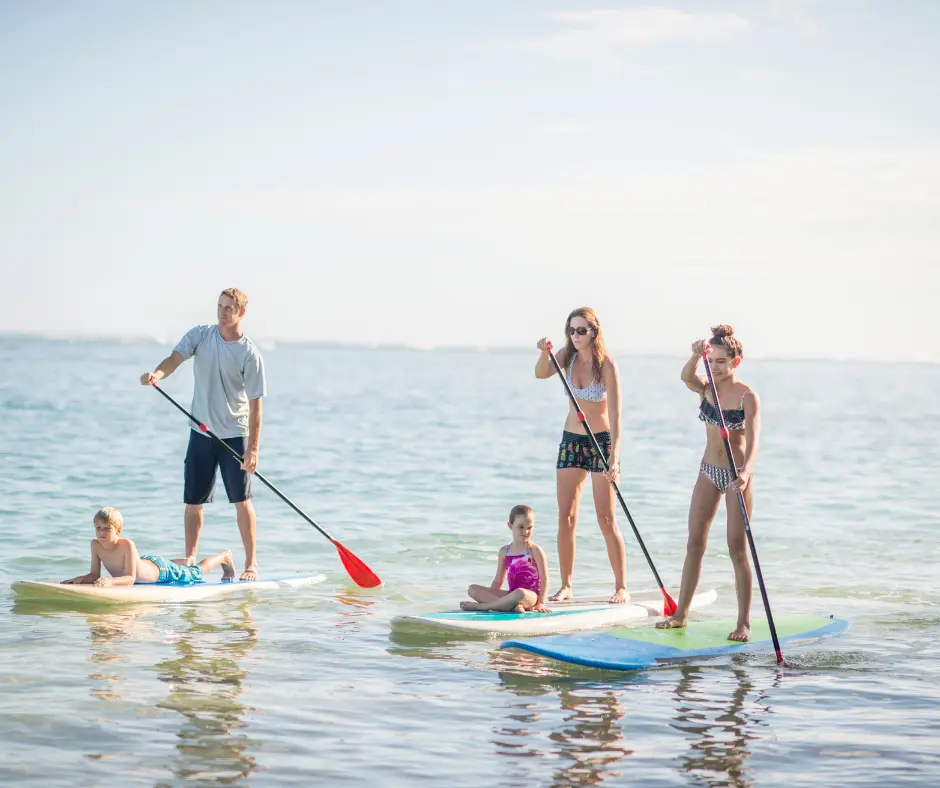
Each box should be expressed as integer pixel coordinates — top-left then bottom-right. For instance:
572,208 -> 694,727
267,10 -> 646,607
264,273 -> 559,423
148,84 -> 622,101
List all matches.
184,431 -> 252,505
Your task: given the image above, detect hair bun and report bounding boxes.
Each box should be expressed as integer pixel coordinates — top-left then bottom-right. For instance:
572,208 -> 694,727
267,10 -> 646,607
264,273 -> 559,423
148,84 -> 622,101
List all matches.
710,324 -> 734,339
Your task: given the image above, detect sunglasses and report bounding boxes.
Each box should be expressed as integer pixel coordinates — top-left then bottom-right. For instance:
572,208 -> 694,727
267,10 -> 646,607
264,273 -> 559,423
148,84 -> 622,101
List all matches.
566,326 -> 594,336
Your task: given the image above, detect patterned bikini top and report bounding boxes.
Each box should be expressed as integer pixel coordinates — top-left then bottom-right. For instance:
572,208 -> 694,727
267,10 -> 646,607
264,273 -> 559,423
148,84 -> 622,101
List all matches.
566,353 -> 607,402
698,391 -> 750,431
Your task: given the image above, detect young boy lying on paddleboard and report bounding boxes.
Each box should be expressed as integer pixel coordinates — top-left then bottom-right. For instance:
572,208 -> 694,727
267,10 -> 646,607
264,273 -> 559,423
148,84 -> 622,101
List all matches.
461,504 -> 551,614
61,507 -> 235,587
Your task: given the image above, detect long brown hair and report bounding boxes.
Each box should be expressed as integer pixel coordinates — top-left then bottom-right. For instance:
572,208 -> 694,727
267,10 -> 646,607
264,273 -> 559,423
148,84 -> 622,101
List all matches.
563,307 -> 607,383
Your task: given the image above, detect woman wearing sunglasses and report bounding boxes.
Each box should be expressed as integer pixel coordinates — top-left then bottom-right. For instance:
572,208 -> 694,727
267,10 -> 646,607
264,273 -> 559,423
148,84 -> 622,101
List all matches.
535,307 -> 627,603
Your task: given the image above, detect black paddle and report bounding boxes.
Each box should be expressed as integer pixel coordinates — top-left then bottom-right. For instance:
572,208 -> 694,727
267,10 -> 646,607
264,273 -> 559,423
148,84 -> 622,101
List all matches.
150,383 -> 381,588
700,348 -> 783,664
544,341 -> 678,616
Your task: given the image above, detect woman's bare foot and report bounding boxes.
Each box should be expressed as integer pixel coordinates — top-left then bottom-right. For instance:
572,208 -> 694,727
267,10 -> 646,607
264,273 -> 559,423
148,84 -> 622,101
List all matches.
460,601 -> 480,611
728,623 -> 751,642
549,586 -> 573,602
609,587 -> 630,604
513,603 -> 527,614
220,550 -> 236,582
656,614 -> 688,630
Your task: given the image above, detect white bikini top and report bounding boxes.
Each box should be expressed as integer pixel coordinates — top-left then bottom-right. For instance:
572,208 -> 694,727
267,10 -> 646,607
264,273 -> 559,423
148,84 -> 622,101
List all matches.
566,353 -> 607,402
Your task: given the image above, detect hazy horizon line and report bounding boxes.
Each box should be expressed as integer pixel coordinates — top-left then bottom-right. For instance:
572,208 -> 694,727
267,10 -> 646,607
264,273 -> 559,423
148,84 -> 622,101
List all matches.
2,330 -> 937,366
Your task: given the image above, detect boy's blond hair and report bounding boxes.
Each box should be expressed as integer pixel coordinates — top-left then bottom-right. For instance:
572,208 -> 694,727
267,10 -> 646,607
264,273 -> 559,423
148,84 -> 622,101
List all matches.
220,287 -> 248,311
94,507 -> 124,530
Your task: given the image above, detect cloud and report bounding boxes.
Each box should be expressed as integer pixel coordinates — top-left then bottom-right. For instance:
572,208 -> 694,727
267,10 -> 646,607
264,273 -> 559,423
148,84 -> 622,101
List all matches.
510,8 -> 749,66
167,147 -> 940,268
6,147 -> 939,360
541,119 -> 592,135
762,0 -> 821,36
141,147 -> 940,361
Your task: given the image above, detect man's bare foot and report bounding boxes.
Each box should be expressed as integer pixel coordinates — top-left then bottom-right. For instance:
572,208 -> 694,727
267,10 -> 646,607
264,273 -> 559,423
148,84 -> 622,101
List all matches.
460,600 -> 480,611
728,624 -> 750,642
656,614 -> 688,630
220,551 -> 235,582
609,587 -> 630,604
513,603 -> 526,614
549,586 -> 573,602
240,565 -> 258,582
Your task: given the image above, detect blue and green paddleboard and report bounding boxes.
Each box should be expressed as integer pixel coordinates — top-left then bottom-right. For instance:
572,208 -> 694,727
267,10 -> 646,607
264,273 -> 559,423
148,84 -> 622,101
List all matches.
500,615 -> 850,670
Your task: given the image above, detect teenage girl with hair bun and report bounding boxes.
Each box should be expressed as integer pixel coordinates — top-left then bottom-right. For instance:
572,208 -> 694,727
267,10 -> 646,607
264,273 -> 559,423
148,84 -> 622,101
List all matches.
657,324 -> 762,642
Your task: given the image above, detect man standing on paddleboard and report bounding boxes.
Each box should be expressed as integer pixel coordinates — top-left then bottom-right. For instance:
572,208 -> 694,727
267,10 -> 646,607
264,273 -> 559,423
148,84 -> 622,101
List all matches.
140,288 -> 266,581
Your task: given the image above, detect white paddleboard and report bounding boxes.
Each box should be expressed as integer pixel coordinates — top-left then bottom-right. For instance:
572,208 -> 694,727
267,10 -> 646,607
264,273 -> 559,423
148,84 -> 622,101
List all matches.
393,588 -> 717,635
10,574 -> 326,604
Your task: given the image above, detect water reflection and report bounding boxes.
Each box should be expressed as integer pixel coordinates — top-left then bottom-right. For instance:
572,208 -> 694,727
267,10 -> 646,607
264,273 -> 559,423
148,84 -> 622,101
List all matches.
331,591 -> 378,637
385,619 -> 493,662
12,598 -> 263,782
11,600 -> 160,702
84,608 -> 154,701
492,650 -> 778,787
154,602 -> 260,785
670,664 -> 774,788
492,652 -> 633,788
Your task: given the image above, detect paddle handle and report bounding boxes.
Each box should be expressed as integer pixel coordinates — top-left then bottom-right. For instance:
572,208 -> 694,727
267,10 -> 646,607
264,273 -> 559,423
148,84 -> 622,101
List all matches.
150,383 -> 337,543
544,342 -> 672,596
700,349 -> 784,664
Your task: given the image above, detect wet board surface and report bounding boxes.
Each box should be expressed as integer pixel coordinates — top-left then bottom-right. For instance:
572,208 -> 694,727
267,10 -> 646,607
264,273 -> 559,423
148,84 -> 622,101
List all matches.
500,615 -> 851,670
10,574 -> 326,604
392,588 -> 717,635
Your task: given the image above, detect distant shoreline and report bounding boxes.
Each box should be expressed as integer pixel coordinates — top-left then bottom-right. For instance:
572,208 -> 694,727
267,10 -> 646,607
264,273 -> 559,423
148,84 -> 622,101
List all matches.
1,331 -> 937,364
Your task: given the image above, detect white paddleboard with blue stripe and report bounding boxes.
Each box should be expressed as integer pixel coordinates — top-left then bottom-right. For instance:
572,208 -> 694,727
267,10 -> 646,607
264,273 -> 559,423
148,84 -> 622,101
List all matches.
393,588 -> 717,635
501,615 -> 850,670
11,574 -> 326,604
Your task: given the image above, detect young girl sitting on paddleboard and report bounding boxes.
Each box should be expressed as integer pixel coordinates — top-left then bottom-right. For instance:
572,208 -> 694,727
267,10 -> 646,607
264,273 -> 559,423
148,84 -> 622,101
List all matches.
461,505 -> 551,614
61,507 -> 236,587
656,325 -> 762,642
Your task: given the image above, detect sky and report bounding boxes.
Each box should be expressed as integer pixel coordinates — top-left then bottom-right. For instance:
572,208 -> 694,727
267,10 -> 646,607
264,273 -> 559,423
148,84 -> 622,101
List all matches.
1,1 -> 938,360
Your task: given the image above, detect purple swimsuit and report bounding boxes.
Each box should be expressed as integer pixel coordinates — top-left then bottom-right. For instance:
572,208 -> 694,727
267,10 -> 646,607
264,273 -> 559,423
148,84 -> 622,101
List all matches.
505,545 -> 541,594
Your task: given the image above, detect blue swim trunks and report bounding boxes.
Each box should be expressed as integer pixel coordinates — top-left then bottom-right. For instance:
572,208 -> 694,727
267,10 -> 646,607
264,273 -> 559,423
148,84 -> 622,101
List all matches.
141,555 -> 205,586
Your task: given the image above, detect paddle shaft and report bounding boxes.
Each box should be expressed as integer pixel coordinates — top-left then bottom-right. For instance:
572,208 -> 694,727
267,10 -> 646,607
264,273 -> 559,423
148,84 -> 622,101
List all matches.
545,345 -> 673,596
150,383 -> 338,544
700,351 -> 784,664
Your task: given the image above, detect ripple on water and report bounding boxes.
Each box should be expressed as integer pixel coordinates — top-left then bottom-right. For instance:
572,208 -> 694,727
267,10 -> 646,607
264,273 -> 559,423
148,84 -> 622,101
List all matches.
2,344 -> 939,785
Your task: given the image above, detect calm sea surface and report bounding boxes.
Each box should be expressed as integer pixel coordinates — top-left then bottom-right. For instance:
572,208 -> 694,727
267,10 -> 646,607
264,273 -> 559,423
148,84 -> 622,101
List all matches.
1,338 -> 938,786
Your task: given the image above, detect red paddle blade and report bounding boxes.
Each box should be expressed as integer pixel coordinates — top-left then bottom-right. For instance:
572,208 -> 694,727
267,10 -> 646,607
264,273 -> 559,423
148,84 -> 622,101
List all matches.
663,590 -> 678,617
332,539 -> 382,588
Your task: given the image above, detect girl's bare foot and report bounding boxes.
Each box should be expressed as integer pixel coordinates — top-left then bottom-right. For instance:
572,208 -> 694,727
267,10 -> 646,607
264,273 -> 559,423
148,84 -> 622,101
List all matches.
549,586 -> 573,602
513,603 -> 526,614
220,550 -> 236,582
460,601 -> 480,611
656,614 -> 688,630
609,587 -> 630,604
728,624 -> 751,642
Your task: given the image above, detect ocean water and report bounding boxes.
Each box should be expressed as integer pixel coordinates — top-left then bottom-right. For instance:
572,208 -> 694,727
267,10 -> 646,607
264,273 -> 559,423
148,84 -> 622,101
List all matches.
1,338 -> 938,787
